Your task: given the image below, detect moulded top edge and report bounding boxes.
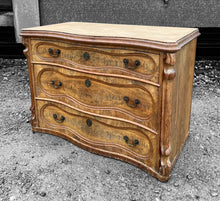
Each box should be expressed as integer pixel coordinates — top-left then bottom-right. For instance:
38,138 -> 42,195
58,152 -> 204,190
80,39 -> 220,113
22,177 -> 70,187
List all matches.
21,22 -> 200,52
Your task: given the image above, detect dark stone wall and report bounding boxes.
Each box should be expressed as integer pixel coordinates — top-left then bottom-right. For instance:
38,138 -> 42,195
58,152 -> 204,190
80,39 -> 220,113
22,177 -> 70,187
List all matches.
39,0 -> 220,27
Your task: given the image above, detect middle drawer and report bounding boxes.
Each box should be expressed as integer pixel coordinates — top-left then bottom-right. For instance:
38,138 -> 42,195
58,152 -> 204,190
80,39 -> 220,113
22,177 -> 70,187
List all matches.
34,64 -> 159,133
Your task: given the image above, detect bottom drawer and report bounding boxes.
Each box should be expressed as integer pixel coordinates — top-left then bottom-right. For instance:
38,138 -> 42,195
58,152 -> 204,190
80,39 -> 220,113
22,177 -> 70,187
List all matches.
36,100 -> 159,172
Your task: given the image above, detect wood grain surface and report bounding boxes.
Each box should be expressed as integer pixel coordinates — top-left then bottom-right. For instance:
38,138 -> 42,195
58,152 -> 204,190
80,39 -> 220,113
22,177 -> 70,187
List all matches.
31,39 -> 160,83
169,39 -> 197,166
34,64 -> 159,133
22,22 -> 199,181
22,22 -> 198,43
21,22 -> 200,52
36,100 -> 159,171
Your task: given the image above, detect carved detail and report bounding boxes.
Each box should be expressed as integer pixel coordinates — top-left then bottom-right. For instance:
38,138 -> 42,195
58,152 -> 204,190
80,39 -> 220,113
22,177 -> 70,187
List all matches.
164,66 -> 176,80
22,37 -> 37,129
160,158 -> 171,176
22,37 -> 29,57
160,144 -> 172,176
161,145 -> 171,156
160,52 -> 177,177
164,53 -> 176,80
30,104 -> 36,127
164,53 -> 176,66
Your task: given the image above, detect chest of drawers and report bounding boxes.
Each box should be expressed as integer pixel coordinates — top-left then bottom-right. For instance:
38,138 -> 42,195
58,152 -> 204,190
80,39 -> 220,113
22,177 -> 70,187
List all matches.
21,22 -> 200,181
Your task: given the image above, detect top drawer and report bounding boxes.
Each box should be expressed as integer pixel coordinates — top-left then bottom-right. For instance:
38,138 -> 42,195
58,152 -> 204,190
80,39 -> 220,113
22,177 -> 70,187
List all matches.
31,39 -> 160,83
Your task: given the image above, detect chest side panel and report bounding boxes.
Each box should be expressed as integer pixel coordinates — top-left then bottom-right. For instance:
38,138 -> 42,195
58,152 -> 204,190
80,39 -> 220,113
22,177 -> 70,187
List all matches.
169,39 -> 197,164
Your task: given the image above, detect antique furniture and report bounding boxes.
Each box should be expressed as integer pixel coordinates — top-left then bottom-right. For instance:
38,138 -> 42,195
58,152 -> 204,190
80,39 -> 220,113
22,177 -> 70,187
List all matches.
21,22 -> 200,181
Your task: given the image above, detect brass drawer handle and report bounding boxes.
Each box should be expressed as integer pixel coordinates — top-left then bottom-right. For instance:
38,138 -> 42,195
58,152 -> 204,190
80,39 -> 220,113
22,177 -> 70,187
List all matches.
83,52 -> 90,61
123,136 -> 139,147
86,119 -> 92,127
123,96 -> 140,108
48,48 -> 61,58
123,58 -> 140,69
50,80 -> 62,89
85,79 -> 91,87
53,114 -> 65,123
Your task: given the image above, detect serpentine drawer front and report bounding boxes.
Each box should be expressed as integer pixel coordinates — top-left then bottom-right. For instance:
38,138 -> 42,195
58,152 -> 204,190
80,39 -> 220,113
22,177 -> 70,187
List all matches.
37,100 -> 158,170
21,22 -> 200,181
34,64 -> 159,132
31,39 -> 160,83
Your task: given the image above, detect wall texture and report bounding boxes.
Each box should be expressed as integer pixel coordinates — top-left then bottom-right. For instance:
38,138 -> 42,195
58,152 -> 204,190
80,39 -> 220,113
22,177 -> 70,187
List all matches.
39,0 -> 220,27
12,0 -> 40,42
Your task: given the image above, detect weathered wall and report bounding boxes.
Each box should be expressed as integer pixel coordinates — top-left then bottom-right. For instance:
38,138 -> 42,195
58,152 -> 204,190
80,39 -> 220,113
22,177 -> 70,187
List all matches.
39,0 -> 220,27
12,0 -> 40,42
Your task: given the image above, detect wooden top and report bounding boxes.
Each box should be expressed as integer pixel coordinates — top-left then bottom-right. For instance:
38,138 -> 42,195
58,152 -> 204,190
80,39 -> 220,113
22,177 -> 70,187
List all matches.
21,22 -> 200,51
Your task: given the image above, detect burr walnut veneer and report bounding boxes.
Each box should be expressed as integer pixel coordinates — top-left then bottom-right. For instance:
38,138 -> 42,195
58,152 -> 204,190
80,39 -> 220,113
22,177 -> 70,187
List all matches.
21,22 -> 200,181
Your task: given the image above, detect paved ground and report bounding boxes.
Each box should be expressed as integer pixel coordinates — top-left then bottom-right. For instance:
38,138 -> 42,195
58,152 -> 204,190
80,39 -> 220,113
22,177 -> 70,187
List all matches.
0,58 -> 219,201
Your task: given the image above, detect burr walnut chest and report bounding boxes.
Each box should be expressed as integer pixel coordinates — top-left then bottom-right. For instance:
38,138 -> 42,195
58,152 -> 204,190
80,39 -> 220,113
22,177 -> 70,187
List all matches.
21,22 -> 200,181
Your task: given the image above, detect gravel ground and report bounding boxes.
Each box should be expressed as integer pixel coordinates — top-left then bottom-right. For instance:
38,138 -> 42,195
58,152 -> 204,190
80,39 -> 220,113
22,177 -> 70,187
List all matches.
0,58 -> 219,201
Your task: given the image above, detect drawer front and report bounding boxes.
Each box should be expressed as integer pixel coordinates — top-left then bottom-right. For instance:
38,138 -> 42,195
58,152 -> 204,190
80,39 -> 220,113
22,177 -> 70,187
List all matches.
34,64 -> 159,132
31,39 -> 160,83
37,100 -> 159,168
